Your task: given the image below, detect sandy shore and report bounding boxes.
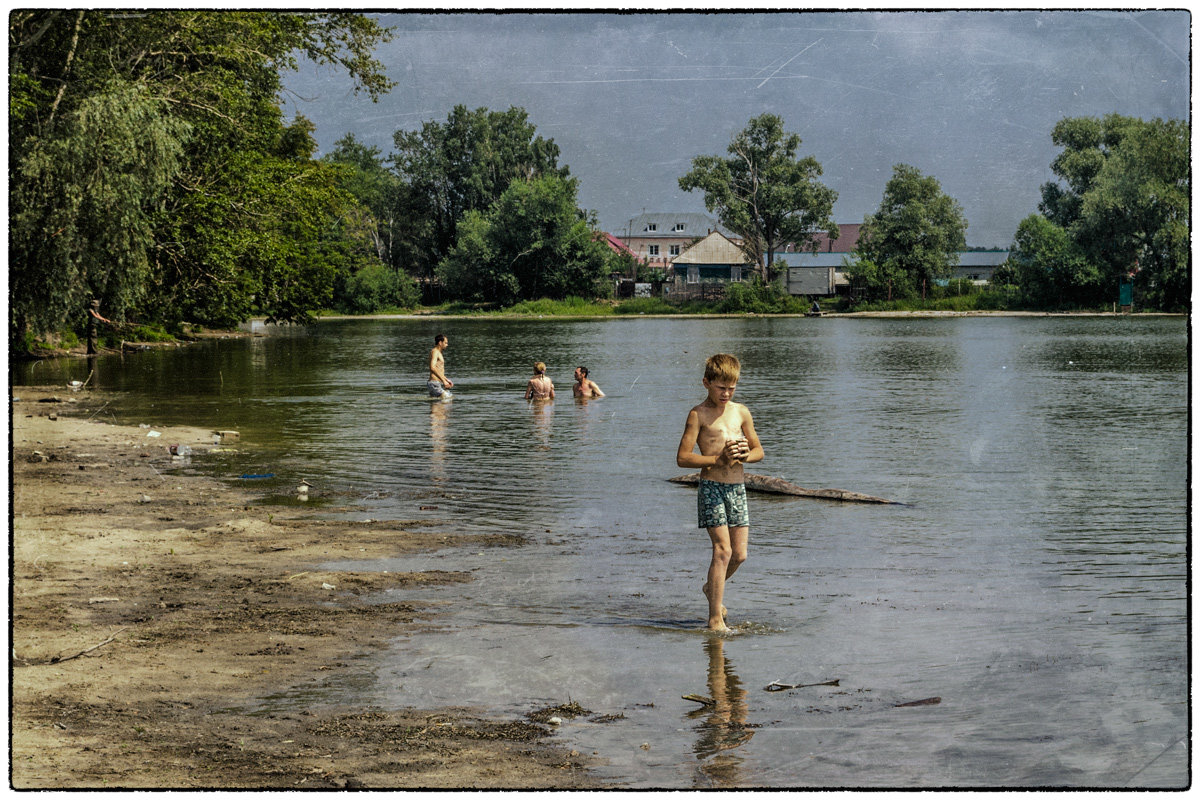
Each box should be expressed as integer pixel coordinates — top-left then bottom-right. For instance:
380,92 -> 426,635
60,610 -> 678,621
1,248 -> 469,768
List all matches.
9,386 -> 606,789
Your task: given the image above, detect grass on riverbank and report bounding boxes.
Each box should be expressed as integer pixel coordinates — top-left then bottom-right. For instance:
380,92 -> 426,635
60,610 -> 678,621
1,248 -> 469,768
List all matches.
846,289 -> 1016,313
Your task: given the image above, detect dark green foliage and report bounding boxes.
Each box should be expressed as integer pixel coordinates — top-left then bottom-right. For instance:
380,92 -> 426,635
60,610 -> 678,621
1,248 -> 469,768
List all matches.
10,81 -> 188,338
715,279 -> 808,314
436,175 -> 614,305
852,164 -> 968,301
323,134 -> 404,269
1005,214 -> 1102,308
391,105 -> 568,279
1035,114 -> 1189,310
336,264 -> 421,313
844,257 -> 915,303
9,10 -> 393,350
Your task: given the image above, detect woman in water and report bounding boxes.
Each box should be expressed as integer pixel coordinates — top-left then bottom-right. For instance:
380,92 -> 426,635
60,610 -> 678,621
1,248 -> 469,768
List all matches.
524,362 -> 556,400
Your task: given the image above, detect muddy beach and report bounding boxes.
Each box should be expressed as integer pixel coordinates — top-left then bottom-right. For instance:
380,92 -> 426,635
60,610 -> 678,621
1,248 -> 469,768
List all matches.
9,386 -> 606,789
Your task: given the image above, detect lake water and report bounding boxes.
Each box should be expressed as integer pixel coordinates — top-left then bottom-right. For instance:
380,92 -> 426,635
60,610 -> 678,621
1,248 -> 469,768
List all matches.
15,315 -> 1189,788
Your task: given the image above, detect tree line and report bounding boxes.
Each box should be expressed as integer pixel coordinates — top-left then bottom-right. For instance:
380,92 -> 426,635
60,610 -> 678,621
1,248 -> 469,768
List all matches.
9,11 -> 1189,356
323,104 -> 617,308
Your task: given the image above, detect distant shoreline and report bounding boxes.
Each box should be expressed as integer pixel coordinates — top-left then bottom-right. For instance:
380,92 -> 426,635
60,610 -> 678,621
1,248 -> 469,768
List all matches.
314,310 -> 1186,321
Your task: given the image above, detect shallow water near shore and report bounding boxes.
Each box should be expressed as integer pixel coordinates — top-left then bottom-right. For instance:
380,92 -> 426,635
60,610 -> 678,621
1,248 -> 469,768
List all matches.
16,316 -> 1188,788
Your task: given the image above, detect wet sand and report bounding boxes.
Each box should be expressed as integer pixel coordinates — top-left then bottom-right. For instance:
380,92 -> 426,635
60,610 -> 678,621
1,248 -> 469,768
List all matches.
9,386 -> 604,789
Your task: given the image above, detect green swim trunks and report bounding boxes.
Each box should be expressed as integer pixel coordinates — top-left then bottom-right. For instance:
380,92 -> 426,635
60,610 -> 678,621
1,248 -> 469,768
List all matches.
697,478 -> 749,529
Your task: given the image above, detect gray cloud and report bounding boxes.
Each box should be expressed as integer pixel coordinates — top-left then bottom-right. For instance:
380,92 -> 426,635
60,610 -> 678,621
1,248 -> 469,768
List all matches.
282,10 -> 1189,248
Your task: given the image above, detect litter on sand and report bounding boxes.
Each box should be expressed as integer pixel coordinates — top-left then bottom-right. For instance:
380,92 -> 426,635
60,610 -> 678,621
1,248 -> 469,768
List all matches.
239,473 -> 275,479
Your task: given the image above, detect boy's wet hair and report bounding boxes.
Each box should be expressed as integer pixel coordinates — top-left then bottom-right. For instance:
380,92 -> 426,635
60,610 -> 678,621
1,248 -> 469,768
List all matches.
705,353 -> 741,383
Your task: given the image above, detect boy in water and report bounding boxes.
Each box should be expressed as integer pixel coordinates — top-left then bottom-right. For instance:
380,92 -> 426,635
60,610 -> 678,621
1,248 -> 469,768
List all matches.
676,354 -> 764,631
428,334 -> 453,398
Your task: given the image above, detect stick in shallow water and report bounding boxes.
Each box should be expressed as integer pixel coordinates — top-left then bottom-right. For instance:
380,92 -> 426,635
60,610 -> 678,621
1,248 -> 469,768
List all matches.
763,678 -> 840,692
668,473 -> 902,505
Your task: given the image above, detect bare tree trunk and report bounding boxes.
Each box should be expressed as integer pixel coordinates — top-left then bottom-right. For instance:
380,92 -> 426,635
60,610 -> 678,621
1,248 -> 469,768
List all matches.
47,10 -> 85,129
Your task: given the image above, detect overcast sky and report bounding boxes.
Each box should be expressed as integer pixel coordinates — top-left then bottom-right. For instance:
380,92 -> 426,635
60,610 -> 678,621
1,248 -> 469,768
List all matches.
282,9 -> 1189,248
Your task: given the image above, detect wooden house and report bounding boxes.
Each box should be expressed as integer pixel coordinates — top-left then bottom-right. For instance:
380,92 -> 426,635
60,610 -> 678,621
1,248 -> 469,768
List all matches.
670,231 -> 753,298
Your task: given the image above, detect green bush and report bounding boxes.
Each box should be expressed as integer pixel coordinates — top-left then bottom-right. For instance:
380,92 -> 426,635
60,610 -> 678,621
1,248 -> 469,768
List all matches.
715,279 -> 808,314
127,324 -> 174,342
337,264 -> 420,313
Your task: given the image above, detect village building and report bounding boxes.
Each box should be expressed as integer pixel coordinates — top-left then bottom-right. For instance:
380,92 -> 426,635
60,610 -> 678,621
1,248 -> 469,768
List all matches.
617,212 -> 738,270
600,231 -> 643,275
622,216 -> 1008,299
775,225 -> 1008,295
773,223 -> 864,296
945,251 -> 1009,284
783,223 -> 862,254
669,230 -> 753,299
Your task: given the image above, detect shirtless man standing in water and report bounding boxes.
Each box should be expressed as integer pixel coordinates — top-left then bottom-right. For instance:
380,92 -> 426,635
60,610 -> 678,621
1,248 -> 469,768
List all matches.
572,366 -> 605,398
676,353 -> 764,631
428,334 -> 453,398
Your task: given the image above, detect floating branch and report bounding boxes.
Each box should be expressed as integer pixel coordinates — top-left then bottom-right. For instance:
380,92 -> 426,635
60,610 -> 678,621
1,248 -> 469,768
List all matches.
668,473 -> 902,505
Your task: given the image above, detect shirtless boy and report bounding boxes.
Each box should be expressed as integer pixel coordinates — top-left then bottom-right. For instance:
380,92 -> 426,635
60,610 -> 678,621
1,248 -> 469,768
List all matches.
676,353 -> 764,631
428,334 -> 453,398
572,366 -> 605,398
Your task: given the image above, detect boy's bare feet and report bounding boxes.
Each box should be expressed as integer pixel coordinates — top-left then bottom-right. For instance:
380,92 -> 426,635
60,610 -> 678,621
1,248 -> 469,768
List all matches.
702,582 -> 728,620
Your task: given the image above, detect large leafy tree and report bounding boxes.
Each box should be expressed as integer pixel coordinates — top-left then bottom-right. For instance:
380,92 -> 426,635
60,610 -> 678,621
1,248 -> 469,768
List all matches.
390,105 -> 567,279
1006,214 -> 1101,308
323,133 -> 402,267
9,10 -> 392,345
10,82 -> 189,340
1039,114 -> 1188,310
437,175 -> 613,305
678,113 -> 837,282
853,164 -> 967,298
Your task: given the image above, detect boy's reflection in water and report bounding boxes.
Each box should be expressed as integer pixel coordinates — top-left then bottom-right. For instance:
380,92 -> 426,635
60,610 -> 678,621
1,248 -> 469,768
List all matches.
690,636 -> 755,787
429,399 -> 450,484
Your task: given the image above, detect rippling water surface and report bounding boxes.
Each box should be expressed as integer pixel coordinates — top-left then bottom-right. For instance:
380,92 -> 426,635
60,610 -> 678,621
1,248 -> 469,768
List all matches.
16,316 -> 1188,788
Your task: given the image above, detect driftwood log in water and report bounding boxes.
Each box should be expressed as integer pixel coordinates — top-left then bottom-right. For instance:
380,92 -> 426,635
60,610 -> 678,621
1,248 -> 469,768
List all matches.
668,473 -> 900,505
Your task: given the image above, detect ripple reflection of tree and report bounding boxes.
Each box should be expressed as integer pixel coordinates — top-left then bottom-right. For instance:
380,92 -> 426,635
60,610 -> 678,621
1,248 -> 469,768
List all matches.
690,636 -> 754,787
